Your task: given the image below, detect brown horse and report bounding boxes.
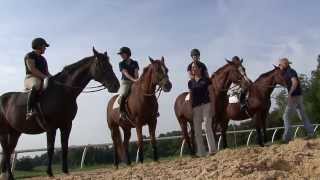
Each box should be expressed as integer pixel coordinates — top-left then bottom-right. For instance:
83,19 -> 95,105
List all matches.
225,66 -> 287,146
107,57 -> 172,167
174,59 -> 250,155
0,48 -> 119,180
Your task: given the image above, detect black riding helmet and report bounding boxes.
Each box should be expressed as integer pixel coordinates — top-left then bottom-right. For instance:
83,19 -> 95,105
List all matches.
190,48 -> 200,57
118,47 -> 131,56
32,38 -> 49,50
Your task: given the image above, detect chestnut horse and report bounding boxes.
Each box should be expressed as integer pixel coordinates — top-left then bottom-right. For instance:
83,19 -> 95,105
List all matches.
225,66 -> 287,146
174,59 -> 250,155
107,57 -> 172,168
0,48 -> 119,180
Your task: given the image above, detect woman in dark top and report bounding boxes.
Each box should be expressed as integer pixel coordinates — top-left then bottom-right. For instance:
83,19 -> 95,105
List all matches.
188,61 -> 216,157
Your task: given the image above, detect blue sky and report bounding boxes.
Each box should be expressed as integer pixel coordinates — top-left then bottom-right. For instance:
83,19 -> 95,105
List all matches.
0,0 -> 319,151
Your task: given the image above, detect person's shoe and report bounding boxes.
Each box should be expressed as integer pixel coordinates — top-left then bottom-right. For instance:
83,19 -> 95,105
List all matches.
156,112 -> 160,117
240,104 -> 247,112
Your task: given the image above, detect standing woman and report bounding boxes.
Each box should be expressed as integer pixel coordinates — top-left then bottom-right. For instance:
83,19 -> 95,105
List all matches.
188,61 -> 216,157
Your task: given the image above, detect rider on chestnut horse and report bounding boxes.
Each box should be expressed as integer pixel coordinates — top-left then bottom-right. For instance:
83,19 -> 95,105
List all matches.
117,47 -> 140,120
24,38 -> 51,120
187,49 -> 209,79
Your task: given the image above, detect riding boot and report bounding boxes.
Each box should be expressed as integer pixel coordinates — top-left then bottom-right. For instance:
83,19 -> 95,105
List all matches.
26,87 -> 38,120
239,90 -> 247,111
119,96 -> 128,120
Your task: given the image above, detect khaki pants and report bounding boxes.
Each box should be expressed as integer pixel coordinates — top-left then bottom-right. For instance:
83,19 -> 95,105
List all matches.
24,75 -> 42,90
192,103 -> 217,156
118,80 -> 133,104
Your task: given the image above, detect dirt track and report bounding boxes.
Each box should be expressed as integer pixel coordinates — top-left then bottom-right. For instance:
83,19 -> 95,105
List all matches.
29,138 -> 320,180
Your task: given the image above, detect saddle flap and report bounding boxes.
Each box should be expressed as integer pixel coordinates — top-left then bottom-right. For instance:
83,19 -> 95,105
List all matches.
185,93 -> 190,101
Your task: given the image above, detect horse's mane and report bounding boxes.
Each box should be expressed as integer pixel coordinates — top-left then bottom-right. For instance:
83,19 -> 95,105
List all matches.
62,57 -> 92,73
211,63 -> 230,79
255,69 -> 275,82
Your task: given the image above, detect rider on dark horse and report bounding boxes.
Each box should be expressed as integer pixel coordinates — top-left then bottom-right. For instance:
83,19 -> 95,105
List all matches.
187,49 -> 209,79
118,47 -> 139,120
24,37 -> 51,120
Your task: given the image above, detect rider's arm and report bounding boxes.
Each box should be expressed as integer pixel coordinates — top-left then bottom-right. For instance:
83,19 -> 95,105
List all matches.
26,58 -> 48,79
122,69 -> 138,82
134,68 -> 139,79
289,77 -> 299,96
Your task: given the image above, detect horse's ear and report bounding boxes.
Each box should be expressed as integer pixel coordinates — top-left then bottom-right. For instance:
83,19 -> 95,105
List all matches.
93,46 -> 99,57
225,59 -> 233,64
273,64 -> 279,69
149,56 -> 155,64
161,56 -> 165,64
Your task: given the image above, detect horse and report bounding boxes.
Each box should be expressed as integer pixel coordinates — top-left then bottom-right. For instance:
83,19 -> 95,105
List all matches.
224,66 -> 287,147
107,57 -> 172,168
174,59 -> 250,155
0,48 -> 120,180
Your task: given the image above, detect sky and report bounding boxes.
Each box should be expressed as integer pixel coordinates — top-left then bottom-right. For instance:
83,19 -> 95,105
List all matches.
0,0 -> 320,153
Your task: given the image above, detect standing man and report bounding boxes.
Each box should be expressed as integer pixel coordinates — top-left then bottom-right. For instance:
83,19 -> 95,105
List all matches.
118,47 -> 139,119
187,49 -> 209,79
279,58 -> 314,142
24,37 -> 51,120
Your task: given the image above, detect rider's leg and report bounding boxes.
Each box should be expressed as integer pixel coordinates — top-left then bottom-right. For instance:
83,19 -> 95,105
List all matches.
118,80 -> 132,119
25,76 -> 42,120
240,88 -> 248,111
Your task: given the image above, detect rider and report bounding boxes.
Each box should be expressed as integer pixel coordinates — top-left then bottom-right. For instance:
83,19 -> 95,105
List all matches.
24,37 -> 51,120
118,47 -> 139,119
187,49 -> 209,79
231,56 -> 248,111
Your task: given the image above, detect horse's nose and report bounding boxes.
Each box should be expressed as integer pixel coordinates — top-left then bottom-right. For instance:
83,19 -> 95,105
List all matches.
163,82 -> 172,92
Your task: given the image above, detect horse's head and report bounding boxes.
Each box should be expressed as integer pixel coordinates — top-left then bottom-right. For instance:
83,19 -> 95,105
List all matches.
90,47 -> 120,93
272,65 -> 288,87
148,56 -> 172,92
223,58 -> 251,88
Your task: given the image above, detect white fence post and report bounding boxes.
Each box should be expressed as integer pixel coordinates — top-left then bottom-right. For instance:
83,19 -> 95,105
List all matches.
271,128 -> 279,143
80,146 -> 88,169
294,127 -> 300,138
246,130 -> 254,146
314,125 -> 319,134
180,139 -> 185,157
217,136 -> 222,151
135,147 -> 140,163
11,152 -> 18,172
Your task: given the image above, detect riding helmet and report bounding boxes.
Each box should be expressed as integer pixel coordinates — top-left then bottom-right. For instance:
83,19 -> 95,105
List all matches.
190,48 -> 200,57
118,47 -> 131,56
232,56 -> 240,61
32,38 -> 49,50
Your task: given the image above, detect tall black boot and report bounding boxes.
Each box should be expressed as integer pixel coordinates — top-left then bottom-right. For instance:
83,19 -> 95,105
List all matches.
26,87 -> 38,120
239,90 -> 247,111
119,96 -> 127,120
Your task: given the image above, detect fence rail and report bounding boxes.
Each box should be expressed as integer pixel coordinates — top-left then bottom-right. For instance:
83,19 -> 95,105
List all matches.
4,123 -> 320,171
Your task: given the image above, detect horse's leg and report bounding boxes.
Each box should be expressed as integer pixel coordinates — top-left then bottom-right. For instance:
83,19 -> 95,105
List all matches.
254,113 -> 264,147
148,119 -> 158,162
179,119 -> 194,156
189,121 -> 196,154
0,134 -> 9,178
136,125 -> 144,163
5,132 -> 20,180
60,126 -> 71,174
222,120 -> 229,149
262,112 -> 268,143
46,130 -> 56,177
123,128 -> 131,165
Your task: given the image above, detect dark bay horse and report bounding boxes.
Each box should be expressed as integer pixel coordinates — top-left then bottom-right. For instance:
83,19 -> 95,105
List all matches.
174,59 -> 250,155
225,66 -> 287,146
107,57 -> 172,168
0,48 -> 119,180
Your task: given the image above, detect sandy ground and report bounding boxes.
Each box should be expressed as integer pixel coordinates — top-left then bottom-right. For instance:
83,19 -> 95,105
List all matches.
28,138 -> 320,180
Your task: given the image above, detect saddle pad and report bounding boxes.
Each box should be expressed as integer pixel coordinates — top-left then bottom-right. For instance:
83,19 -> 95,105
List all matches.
185,93 -> 190,101
113,96 -> 120,109
229,95 -> 239,104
